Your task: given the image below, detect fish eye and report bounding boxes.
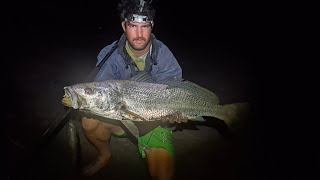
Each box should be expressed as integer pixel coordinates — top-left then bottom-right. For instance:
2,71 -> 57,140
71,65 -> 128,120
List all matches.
84,87 -> 94,95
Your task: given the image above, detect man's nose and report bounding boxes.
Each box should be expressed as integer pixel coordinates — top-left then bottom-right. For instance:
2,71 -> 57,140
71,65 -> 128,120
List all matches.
136,27 -> 143,37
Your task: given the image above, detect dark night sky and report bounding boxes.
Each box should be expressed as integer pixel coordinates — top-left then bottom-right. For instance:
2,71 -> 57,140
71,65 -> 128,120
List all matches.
6,2 -> 313,179
7,1 -> 298,179
8,0 -> 258,55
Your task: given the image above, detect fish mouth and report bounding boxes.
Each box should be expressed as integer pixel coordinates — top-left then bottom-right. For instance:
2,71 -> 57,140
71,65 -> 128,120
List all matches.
62,87 -> 79,109
62,96 -> 72,107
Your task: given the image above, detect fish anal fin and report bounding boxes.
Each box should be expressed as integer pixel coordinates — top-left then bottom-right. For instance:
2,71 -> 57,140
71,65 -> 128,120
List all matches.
155,112 -> 189,123
189,116 -> 206,122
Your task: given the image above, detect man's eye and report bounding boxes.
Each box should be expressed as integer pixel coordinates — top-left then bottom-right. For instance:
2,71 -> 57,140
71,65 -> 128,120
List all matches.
84,87 -> 94,94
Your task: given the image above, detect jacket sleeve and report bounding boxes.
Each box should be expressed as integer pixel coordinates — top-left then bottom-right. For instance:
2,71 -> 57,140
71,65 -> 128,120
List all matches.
94,41 -> 119,81
152,43 -> 182,82
94,60 -> 118,81
96,41 -> 118,66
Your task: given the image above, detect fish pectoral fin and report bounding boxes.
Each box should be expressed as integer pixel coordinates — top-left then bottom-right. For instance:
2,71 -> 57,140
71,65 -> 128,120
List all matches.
121,120 -> 139,139
120,106 -> 147,121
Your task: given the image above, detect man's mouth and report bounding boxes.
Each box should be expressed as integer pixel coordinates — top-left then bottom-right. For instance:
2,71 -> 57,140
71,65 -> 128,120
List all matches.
134,37 -> 146,43
134,39 -> 145,44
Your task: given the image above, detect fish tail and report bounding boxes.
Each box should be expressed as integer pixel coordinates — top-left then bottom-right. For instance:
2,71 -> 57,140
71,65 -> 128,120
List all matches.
214,102 -> 250,128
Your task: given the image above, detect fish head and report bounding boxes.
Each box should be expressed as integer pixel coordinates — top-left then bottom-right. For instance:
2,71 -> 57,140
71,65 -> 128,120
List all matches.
62,82 -> 122,114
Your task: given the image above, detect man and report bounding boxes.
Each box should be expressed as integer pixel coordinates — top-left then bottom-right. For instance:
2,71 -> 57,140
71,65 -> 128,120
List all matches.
81,0 -> 182,179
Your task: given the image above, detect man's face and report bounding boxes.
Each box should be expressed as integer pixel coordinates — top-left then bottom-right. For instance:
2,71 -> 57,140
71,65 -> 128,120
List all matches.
122,21 -> 153,51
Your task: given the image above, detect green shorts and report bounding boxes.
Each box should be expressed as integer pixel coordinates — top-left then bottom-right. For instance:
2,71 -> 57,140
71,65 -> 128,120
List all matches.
112,126 -> 174,158
138,126 -> 174,158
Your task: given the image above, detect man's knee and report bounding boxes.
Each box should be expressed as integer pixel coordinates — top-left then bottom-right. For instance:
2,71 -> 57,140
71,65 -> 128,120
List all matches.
81,117 -> 101,132
146,148 -> 174,180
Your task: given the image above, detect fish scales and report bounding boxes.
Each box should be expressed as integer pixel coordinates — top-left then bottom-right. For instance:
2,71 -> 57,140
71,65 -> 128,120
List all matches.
62,79 -> 249,128
117,81 -> 217,120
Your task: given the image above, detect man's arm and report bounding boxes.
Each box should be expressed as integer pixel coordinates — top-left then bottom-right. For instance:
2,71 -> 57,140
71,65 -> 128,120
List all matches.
94,41 -> 119,82
94,61 -> 118,82
152,43 -> 182,82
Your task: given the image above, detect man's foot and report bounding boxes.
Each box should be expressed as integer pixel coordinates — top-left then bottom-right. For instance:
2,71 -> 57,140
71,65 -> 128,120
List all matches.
82,155 -> 110,176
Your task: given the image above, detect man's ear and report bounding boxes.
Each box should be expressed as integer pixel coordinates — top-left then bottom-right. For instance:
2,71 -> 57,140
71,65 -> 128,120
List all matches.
121,22 -> 126,32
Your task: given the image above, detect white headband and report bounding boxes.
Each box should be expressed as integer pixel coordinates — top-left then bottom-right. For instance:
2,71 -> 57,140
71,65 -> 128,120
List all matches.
125,14 -> 154,25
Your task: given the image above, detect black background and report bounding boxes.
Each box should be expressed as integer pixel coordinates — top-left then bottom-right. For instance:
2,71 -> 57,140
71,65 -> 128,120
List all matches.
5,0 -> 293,180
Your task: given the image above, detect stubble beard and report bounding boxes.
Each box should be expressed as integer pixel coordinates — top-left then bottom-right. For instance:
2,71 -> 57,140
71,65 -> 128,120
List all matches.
128,38 -> 150,51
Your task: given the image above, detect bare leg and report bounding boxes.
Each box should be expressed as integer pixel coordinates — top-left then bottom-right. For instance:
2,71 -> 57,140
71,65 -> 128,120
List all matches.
81,117 -> 112,176
146,148 -> 174,180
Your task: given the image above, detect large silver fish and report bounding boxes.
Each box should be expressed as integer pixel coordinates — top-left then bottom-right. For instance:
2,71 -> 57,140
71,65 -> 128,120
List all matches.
62,74 -> 249,137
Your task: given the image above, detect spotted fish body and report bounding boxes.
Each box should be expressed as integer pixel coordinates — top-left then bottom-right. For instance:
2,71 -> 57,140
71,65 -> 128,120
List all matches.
62,77 -> 249,129
115,80 -> 219,120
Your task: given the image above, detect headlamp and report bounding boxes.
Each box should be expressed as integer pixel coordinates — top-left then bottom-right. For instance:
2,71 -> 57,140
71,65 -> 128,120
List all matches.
125,14 -> 153,25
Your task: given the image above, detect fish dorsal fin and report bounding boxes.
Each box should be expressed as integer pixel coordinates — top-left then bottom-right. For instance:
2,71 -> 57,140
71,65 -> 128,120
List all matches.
131,73 -> 219,104
181,80 -> 219,104
161,78 -> 220,104
157,76 -> 184,85
130,72 -> 155,83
